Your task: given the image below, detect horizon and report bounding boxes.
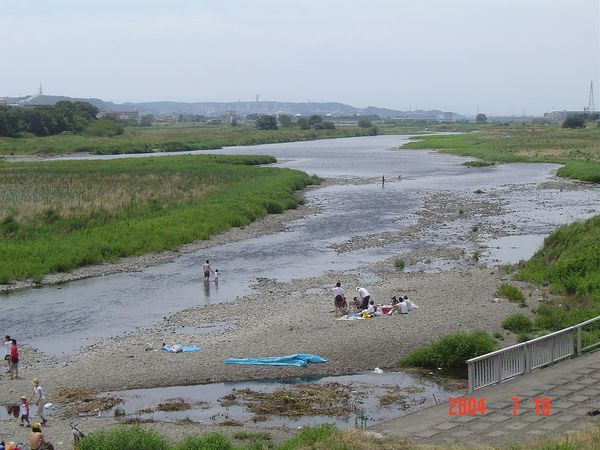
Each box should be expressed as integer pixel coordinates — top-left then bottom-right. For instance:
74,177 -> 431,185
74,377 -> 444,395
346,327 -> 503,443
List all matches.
1,0 -> 599,116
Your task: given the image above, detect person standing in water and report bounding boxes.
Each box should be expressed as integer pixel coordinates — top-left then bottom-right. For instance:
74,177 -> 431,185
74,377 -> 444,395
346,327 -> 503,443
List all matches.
202,260 -> 214,281
381,174 -> 385,188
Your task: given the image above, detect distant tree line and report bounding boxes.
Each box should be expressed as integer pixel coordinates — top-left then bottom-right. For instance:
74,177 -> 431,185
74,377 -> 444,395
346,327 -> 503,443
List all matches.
562,113 -> 600,129
0,101 -> 102,137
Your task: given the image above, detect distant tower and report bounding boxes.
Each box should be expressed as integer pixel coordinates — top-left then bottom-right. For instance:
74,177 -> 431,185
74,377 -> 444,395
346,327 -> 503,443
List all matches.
588,81 -> 595,112
39,83 -> 43,95
255,94 -> 259,112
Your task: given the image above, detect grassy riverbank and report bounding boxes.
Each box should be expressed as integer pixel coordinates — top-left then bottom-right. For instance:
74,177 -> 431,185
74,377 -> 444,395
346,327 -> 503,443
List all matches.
516,215 -> 600,329
0,123 -> 378,156
77,422 -> 600,450
0,154 -> 318,284
403,124 -> 600,181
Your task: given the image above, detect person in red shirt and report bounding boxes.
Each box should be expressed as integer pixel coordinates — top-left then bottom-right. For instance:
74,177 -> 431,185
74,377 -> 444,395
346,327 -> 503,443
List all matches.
9,339 -> 19,380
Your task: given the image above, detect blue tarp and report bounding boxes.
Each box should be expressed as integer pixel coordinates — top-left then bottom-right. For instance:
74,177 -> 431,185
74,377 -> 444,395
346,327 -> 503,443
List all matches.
162,345 -> 202,353
224,354 -> 327,367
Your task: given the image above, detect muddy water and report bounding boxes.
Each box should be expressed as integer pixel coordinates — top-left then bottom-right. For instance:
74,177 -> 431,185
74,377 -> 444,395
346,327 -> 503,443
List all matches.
4,136 -> 600,355
104,370 -> 459,429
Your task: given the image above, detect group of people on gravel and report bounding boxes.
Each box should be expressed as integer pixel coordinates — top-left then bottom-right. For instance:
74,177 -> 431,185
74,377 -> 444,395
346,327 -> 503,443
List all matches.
1,337 -> 52,450
332,282 -> 417,317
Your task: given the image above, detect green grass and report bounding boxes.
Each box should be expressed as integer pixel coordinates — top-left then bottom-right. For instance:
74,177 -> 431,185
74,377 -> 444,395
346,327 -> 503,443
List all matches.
77,422 -> 600,450
393,258 -> 405,270
0,123 -> 378,156
0,154 -> 318,283
401,124 -> 600,182
516,215 -> 600,329
501,313 -> 534,333
496,283 -> 526,304
400,330 -> 496,369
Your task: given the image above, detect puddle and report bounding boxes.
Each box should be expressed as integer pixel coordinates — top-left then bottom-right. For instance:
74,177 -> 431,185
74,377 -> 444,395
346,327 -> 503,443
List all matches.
483,234 -> 546,265
104,371 -> 459,429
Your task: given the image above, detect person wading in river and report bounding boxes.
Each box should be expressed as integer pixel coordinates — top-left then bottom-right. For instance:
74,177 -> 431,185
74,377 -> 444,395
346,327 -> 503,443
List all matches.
202,260 -> 214,282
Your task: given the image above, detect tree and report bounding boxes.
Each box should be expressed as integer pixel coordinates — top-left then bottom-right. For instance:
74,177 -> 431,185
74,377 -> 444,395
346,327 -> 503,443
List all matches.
278,114 -> 293,128
297,117 -> 310,130
315,120 -> 336,130
562,115 -> 586,129
475,113 -> 487,123
308,115 -> 323,127
358,118 -> 373,128
256,115 -> 278,130
85,118 -> 124,136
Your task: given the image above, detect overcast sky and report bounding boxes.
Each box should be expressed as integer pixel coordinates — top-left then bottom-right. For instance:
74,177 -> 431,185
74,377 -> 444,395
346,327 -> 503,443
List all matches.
1,0 -> 598,115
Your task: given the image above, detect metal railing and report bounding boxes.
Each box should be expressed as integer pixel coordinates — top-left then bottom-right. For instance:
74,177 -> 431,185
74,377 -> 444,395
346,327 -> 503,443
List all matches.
467,315 -> 600,392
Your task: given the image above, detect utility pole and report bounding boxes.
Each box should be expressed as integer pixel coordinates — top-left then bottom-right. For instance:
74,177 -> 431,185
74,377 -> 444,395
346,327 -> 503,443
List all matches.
588,81 -> 595,112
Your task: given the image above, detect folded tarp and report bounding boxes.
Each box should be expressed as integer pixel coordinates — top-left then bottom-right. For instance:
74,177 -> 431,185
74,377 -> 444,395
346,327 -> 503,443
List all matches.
162,345 -> 202,353
224,354 -> 327,367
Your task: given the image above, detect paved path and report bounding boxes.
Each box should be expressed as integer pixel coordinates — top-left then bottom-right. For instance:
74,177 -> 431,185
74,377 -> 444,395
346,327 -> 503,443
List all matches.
373,351 -> 600,447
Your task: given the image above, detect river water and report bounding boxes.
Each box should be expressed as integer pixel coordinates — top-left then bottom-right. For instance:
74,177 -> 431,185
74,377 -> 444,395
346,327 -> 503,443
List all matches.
4,135 -> 600,355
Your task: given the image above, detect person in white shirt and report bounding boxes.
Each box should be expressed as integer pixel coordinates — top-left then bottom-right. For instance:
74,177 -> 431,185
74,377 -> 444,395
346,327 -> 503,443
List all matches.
29,378 -> 47,425
366,300 -> 377,314
4,335 -> 11,373
356,287 -> 370,310
332,282 -> 347,316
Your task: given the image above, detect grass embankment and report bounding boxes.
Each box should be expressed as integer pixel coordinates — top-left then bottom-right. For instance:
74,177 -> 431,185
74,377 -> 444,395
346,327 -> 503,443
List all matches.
402,124 -> 600,181
516,215 -> 600,330
78,423 -> 600,450
0,154 -> 318,284
0,124 -> 378,156
400,331 -> 496,370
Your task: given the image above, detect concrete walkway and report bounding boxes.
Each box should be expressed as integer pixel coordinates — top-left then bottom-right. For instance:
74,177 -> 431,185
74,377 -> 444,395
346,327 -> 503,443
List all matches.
373,351 -> 600,447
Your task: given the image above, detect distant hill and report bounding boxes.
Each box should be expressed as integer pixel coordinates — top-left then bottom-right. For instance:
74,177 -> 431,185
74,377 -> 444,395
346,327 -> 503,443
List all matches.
2,95 -> 464,120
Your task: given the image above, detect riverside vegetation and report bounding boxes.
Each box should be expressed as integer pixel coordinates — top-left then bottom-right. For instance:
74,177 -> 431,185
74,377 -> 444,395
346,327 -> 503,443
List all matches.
78,423 -> 600,450
403,124 -> 600,182
0,122 -> 378,156
0,154 -> 318,284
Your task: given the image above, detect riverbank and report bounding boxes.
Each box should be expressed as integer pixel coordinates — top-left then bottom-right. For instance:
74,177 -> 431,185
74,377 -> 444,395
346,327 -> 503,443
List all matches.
401,125 -> 600,182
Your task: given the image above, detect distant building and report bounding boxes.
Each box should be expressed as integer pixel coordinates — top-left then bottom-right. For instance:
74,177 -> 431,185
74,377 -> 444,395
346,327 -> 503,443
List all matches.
543,110 -> 590,121
0,98 -> 6,106
98,109 -> 141,123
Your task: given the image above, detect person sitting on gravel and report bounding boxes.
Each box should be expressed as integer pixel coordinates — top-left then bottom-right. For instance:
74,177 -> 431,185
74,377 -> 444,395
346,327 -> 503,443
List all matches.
402,294 -> 419,311
351,297 -> 362,311
29,422 -> 54,450
366,300 -> 377,314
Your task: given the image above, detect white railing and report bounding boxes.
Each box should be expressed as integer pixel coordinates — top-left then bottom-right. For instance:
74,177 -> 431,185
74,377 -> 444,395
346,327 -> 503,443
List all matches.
467,315 -> 600,392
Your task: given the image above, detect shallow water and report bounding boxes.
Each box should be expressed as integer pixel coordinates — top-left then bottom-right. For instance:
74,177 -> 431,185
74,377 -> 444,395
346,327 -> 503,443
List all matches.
4,136 -> 600,355
104,370 -> 459,429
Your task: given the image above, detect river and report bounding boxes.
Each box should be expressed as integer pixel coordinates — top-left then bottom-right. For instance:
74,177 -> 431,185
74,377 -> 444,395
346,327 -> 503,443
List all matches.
4,135 -> 599,355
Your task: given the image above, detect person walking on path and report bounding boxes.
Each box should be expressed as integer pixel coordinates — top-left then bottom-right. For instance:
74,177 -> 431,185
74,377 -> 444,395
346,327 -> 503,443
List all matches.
9,339 -> 19,380
356,287 -> 371,310
29,379 -> 46,425
202,260 -> 214,282
332,282 -> 347,317
4,335 -> 11,373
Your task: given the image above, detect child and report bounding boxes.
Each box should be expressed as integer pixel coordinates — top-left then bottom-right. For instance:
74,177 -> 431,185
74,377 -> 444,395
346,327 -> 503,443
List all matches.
19,396 -> 30,427
213,269 -> 219,282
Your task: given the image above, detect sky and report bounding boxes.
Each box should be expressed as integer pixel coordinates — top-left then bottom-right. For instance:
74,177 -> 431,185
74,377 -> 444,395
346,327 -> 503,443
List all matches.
0,0 -> 599,116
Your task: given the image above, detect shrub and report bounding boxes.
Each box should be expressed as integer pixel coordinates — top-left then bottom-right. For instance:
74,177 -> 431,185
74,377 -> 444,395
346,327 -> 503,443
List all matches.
400,330 -> 496,369
172,433 -> 233,450
501,313 -> 534,333
79,426 -> 169,450
393,258 -> 405,270
278,425 -> 336,450
85,119 -> 124,137
496,283 -> 526,303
